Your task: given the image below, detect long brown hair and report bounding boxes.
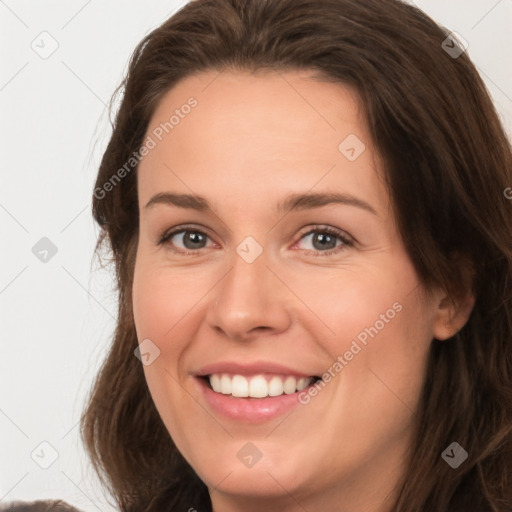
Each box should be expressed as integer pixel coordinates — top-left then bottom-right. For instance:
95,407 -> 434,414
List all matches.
81,0 -> 512,510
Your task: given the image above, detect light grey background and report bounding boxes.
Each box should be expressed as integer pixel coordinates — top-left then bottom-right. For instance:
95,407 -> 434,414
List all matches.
1,1 -> 511,510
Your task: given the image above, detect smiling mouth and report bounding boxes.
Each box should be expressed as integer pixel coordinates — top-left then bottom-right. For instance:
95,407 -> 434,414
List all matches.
200,373 -> 322,399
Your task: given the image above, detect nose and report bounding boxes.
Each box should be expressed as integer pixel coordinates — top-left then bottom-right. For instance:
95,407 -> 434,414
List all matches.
206,249 -> 292,341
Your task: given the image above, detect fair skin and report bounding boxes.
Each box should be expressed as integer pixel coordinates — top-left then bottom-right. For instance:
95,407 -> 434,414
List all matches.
132,69 -> 474,512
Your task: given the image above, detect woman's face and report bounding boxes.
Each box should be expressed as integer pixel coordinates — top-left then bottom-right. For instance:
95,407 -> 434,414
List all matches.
133,70 -> 450,510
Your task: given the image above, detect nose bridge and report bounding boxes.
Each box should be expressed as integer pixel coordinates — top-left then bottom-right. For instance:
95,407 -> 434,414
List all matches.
208,241 -> 290,339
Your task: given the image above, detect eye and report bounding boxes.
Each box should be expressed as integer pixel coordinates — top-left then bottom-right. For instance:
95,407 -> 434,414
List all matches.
158,225 -> 213,255
294,226 -> 353,257
158,224 -> 354,257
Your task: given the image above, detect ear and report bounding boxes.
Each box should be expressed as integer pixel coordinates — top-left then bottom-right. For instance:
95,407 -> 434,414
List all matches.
431,254 -> 476,341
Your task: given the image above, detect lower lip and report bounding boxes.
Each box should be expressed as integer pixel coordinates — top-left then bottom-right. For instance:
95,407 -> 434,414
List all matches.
195,377 -> 311,422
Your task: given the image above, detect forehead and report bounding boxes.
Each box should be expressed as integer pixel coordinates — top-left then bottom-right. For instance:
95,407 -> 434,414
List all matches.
147,68 -> 366,153
137,69 -> 389,218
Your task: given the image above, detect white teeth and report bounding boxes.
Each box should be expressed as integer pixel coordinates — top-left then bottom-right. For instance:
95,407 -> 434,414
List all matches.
249,375 -> 268,398
283,376 -> 296,395
220,374 -> 232,395
231,375 -> 249,397
268,376 -> 284,396
207,373 -> 315,398
210,374 -> 221,392
296,377 -> 311,391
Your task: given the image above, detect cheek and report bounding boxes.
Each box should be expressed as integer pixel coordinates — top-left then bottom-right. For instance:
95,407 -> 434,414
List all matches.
132,254 -> 213,425
132,255 -> 205,354
132,258 -> 191,429
327,278 -> 433,423
132,259 -> 205,448
370,289 -> 434,393
284,259 -> 417,354
311,254 -> 433,406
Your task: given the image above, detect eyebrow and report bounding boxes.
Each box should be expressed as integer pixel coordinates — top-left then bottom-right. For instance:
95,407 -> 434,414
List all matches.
144,191 -> 378,216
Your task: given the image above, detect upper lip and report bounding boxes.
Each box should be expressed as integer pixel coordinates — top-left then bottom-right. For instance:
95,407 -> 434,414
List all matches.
194,361 -> 319,378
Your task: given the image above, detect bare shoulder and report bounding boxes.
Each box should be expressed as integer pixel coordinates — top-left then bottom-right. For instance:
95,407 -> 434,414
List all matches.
0,501 -> 84,512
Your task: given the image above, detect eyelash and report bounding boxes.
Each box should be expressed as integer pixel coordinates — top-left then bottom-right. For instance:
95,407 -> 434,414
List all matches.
157,224 -> 354,258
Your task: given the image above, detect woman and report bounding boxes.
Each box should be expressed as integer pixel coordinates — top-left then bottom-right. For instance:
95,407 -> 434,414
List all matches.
80,0 -> 512,511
